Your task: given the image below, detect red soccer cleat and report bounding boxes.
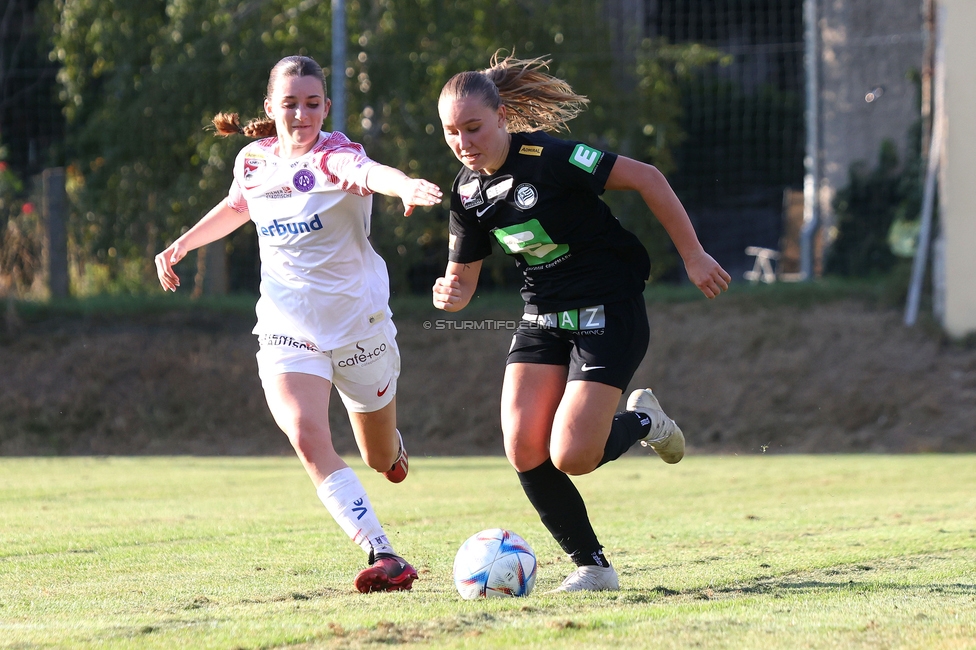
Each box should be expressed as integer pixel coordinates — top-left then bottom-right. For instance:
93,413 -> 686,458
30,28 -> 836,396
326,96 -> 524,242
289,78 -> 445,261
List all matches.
354,554 -> 418,593
383,430 -> 408,483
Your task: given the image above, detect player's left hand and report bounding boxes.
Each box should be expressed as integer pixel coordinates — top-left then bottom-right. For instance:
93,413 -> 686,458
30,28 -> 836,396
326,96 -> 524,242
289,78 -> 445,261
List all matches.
398,178 -> 443,216
684,250 -> 731,299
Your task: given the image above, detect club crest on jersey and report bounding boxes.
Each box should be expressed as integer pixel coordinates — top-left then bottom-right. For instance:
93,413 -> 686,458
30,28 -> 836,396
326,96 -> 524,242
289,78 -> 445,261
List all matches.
458,179 -> 484,209
293,169 -> 316,193
514,183 -> 538,210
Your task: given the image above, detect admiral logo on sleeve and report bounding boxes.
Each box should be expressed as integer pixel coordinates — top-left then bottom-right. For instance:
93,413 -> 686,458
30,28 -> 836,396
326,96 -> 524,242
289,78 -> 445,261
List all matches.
569,144 -> 603,174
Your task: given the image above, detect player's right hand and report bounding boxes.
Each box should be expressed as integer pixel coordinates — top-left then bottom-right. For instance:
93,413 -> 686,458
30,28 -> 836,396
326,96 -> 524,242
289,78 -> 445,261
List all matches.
154,243 -> 187,292
432,274 -> 462,310
398,177 -> 443,217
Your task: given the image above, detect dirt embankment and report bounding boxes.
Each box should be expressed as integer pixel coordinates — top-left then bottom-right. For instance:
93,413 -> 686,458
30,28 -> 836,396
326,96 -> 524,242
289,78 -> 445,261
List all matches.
1,297 -> 974,456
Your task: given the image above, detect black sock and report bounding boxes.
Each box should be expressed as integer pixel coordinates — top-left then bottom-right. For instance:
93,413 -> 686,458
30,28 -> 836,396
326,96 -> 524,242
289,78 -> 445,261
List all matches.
598,410 -> 651,467
517,458 -> 607,567
570,548 -> 611,568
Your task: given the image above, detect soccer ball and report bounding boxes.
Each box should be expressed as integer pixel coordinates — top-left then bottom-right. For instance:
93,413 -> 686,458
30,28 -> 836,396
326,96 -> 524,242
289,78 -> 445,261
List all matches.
453,528 -> 537,599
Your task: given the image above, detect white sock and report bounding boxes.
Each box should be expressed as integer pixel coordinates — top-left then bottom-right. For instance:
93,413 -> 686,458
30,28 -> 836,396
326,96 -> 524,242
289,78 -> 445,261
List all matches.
317,467 -> 395,559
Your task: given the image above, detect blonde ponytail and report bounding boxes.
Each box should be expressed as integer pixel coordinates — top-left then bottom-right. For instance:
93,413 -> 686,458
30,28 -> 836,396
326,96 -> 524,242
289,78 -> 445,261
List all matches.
440,50 -> 589,133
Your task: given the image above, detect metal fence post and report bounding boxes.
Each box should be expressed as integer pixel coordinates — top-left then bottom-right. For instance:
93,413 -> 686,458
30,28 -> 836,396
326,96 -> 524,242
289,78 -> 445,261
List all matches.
42,167 -> 69,299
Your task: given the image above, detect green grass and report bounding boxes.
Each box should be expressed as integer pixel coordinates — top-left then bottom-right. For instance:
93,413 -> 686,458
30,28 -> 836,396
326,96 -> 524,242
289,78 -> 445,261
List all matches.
1,456 -> 974,649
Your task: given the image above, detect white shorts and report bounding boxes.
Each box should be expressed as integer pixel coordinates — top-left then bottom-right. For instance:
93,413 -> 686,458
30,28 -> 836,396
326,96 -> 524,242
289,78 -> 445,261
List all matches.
255,319 -> 400,413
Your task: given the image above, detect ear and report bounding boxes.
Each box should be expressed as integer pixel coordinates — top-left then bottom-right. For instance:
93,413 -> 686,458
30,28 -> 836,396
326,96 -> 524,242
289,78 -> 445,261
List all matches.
264,97 -> 274,119
323,97 -> 332,119
497,104 -> 507,128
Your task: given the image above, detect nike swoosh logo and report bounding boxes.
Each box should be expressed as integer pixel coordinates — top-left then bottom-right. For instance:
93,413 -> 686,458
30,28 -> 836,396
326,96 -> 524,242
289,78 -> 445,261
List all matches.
377,379 -> 392,397
476,204 -> 494,217
580,364 -> 606,372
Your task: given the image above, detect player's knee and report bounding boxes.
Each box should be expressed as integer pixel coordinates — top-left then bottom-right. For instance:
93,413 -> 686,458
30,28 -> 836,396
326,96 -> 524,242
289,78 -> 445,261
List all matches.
361,446 -> 396,472
283,419 -> 330,459
505,439 -> 550,473
550,448 -> 600,476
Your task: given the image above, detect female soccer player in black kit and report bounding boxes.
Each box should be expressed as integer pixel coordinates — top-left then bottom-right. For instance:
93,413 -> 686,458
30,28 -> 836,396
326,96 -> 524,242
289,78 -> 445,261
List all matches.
432,52 -> 731,592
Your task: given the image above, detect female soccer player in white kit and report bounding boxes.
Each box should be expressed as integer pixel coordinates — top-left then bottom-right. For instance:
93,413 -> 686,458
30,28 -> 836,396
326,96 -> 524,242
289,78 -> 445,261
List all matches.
155,55 -> 442,593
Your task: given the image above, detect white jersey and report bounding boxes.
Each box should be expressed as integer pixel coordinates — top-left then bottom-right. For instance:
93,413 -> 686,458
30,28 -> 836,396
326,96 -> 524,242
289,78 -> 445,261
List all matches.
227,131 -> 392,350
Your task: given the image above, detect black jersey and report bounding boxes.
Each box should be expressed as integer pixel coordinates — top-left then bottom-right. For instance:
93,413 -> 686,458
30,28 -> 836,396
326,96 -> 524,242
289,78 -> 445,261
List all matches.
447,131 -> 651,314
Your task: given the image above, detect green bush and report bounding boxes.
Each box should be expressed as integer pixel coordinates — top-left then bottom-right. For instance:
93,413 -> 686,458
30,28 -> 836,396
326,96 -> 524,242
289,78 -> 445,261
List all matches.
826,136 -> 924,278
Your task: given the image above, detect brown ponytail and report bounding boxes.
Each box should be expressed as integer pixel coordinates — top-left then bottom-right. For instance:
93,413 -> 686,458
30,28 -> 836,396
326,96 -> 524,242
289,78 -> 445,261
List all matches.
440,50 -> 589,133
211,112 -> 277,139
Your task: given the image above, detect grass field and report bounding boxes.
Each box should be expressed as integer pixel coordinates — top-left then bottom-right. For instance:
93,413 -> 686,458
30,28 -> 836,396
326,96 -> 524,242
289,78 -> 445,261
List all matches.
1,455 -> 974,649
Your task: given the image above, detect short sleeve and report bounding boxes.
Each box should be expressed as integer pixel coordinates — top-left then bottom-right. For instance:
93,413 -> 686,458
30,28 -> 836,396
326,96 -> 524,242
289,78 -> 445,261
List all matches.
226,147 -> 250,212
314,132 -> 379,196
554,139 -> 618,195
447,206 -> 493,264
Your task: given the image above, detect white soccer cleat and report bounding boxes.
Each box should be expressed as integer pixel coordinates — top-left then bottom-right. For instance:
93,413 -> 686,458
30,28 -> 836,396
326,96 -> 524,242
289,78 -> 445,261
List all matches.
627,388 -> 685,464
547,565 -> 619,593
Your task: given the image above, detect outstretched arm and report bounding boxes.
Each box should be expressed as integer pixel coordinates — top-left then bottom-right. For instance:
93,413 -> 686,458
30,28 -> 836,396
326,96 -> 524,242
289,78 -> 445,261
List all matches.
154,198 -> 250,292
432,260 -> 482,312
365,165 -> 443,216
606,156 -> 731,299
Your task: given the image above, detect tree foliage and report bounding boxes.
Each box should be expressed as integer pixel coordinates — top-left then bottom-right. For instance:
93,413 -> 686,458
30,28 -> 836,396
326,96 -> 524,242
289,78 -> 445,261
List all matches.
45,0 -> 718,294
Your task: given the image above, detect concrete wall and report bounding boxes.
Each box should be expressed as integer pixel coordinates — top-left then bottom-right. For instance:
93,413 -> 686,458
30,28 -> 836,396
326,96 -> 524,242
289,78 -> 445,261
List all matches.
819,0 -> 925,232
940,0 -> 976,338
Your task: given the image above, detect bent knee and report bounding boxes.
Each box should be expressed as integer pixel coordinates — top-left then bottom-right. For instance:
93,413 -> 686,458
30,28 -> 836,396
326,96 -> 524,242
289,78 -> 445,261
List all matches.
361,448 -> 397,472
551,449 -> 601,476
504,435 -> 551,473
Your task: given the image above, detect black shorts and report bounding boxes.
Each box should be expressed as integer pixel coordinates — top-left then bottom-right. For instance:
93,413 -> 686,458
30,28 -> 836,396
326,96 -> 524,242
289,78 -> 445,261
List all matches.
506,294 -> 650,391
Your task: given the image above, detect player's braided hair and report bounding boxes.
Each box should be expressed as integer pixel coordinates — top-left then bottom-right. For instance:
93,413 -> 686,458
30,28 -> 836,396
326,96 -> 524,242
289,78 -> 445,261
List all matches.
440,50 -> 589,133
211,55 -> 328,139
